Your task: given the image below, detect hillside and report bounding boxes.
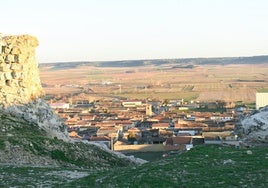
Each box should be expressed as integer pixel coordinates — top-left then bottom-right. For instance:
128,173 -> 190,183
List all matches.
0,101 -> 137,168
0,100 -> 144,187
39,55 -> 268,70
1,145 -> 267,187
69,145 -> 268,187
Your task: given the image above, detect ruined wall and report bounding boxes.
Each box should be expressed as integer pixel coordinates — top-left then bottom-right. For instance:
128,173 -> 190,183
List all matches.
0,34 -> 44,107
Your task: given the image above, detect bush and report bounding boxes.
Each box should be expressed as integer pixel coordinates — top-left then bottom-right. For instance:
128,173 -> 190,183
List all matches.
51,150 -> 70,162
0,139 -> 5,150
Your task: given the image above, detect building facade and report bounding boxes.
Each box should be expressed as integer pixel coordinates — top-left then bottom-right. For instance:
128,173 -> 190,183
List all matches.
256,93 -> 268,109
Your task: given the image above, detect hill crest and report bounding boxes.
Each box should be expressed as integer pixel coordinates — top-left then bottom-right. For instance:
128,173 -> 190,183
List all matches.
39,55 -> 268,70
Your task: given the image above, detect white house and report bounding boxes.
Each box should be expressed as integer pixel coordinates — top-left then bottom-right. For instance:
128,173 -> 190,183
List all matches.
50,103 -> 70,109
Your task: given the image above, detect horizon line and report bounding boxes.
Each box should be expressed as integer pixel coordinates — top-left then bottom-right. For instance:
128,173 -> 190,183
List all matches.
39,54 -> 268,64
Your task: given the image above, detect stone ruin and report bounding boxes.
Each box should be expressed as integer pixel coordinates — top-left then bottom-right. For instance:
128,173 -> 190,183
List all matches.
0,33 -> 70,141
0,34 -> 44,107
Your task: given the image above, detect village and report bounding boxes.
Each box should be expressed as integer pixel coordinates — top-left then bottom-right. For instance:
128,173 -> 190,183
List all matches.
48,97 -> 246,154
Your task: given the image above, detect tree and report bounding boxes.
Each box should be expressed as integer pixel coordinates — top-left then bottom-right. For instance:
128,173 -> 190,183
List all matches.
127,132 -> 136,143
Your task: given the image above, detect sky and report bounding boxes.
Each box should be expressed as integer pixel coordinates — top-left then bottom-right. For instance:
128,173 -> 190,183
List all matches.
1,0 -> 268,63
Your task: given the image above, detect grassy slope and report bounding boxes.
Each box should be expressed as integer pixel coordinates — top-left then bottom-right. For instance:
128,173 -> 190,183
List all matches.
0,145 -> 267,187
69,145 -> 268,187
0,110 -> 133,172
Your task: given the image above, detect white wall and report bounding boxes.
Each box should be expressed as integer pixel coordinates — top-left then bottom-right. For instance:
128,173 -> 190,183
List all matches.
256,93 -> 268,109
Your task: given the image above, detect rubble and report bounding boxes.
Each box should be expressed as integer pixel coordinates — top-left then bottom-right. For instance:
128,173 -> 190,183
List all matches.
236,106 -> 268,144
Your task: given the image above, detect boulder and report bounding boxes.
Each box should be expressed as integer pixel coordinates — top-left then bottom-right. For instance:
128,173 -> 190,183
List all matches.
236,106 -> 268,144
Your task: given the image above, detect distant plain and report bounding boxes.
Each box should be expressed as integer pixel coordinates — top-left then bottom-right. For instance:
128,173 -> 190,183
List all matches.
39,61 -> 268,103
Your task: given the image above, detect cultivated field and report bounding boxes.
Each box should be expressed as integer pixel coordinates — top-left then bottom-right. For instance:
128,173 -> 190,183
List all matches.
39,63 -> 268,103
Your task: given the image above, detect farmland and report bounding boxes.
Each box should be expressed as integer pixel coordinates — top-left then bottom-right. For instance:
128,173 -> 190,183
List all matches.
39,62 -> 268,103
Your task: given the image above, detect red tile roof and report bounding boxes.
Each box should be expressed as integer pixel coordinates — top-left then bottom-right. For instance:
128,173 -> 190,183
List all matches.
172,136 -> 192,145
152,123 -> 169,129
89,136 -> 111,141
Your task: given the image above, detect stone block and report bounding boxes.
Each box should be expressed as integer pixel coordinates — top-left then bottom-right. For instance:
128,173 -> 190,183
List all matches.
0,73 -> 5,81
11,71 -> 20,79
18,80 -> 28,88
1,46 -> 5,53
5,54 -> 15,63
0,55 -> 4,63
10,79 -> 19,87
20,73 -> 26,80
14,55 -> 19,63
3,46 -> 11,54
11,46 -> 21,55
17,54 -> 27,63
6,64 -> 11,69
18,81 -> 23,87
0,65 -> 8,72
0,79 -> 5,87
15,64 -> 23,71
4,72 -> 12,80
10,63 -> 17,70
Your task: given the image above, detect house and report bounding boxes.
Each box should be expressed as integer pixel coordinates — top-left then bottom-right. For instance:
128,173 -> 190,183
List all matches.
65,117 -> 79,125
177,130 -> 195,136
97,127 -> 119,140
122,100 -> 143,108
50,103 -> 70,109
84,136 -> 111,149
69,131 -> 82,139
111,120 -> 134,130
76,120 -> 90,127
225,132 -> 238,141
163,136 -> 193,151
186,114 -> 195,121
80,114 -> 96,121
174,128 -> 203,136
207,102 -> 218,109
154,115 -> 171,123
77,126 -> 99,137
224,121 -> 235,129
151,123 -> 170,130
174,123 -> 206,129
210,113 -> 233,122
148,137 -> 166,144
127,127 -> 142,137
95,122 -> 115,128
195,116 -> 206,121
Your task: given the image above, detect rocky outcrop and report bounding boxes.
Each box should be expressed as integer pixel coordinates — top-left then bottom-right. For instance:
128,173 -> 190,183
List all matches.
4,98 -> 70,141
236,106 -> 268,144
0,34 -> 43,107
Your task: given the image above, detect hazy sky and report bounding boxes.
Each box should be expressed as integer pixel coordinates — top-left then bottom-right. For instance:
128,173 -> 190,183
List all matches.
1,0 -> 268,63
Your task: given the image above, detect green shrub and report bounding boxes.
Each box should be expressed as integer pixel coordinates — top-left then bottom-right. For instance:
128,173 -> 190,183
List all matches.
51,150 -> 70,162
0,139 -> 5,150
